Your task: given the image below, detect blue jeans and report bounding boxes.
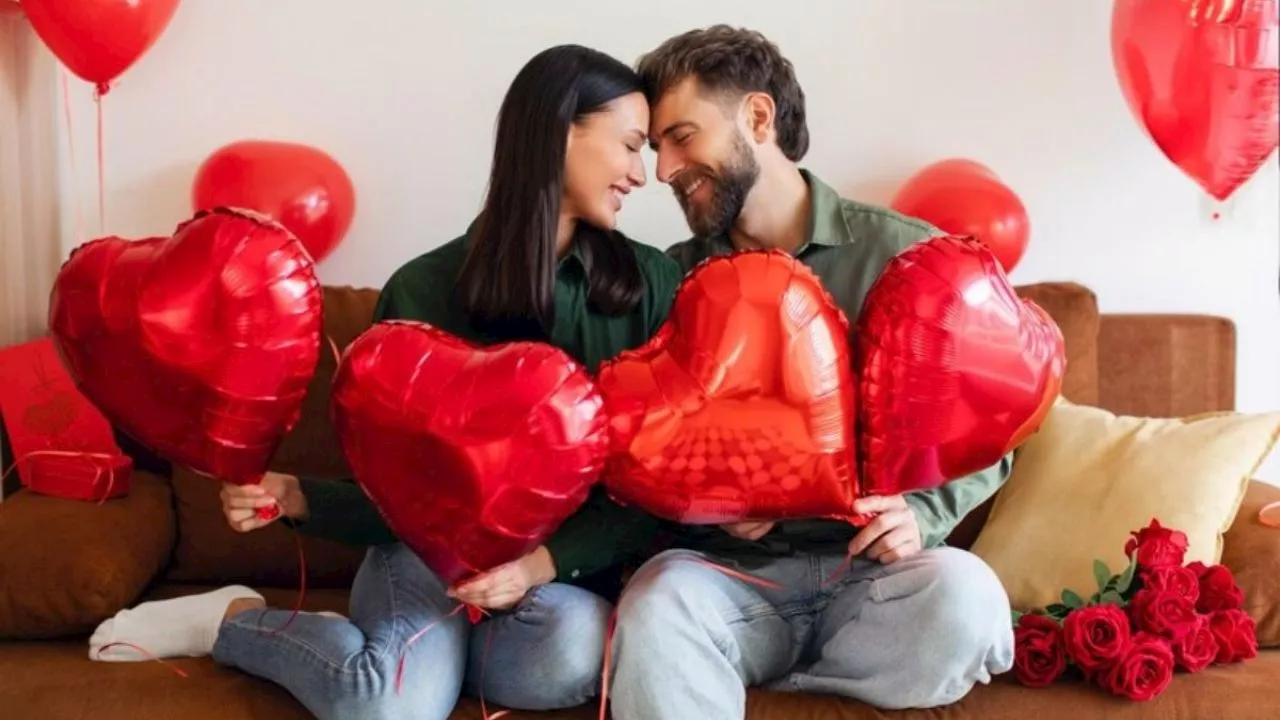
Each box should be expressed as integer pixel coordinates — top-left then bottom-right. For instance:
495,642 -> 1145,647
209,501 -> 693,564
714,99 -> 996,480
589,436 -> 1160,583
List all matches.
211,543 -> 610,720
609,547 -> 1014,720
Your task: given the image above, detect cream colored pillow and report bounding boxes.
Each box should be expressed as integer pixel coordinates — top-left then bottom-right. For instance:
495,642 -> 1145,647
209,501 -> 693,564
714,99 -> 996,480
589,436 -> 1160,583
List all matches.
970,399 -> 1280,611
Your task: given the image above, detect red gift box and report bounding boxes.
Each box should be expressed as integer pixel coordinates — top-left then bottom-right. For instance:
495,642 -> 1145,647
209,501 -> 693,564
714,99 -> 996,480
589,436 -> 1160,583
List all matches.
0,337 -> 131,501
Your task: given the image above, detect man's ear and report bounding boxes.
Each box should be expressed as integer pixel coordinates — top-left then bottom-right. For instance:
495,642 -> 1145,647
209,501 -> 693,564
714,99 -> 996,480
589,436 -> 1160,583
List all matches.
742,92 -> 776,144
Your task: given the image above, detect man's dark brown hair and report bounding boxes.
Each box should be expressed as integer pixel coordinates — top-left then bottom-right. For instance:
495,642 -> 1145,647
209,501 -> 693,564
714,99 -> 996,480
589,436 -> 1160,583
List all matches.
636,25 -> 809,161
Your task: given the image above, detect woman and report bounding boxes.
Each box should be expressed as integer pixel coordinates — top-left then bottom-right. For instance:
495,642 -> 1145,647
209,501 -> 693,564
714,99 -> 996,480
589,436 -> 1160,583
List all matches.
88,44 -> 682,720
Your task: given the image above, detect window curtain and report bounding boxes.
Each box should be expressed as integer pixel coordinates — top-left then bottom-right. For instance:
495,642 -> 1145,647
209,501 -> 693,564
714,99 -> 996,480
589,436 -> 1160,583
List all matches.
0,6 -> 60,349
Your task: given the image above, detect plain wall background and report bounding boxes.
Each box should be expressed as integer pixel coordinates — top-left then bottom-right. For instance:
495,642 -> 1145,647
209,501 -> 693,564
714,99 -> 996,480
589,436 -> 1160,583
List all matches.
52,0 -> 1280,479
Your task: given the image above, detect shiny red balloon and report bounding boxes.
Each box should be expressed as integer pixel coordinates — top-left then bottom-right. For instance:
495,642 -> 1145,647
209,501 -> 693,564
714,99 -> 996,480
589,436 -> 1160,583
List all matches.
856,235 -> 1065,495
890,159 -> 1030,275
193,140 -> 356,264
331,321 -> 608,585
21,0 -> 180,93
599,250 -> 860,525
48,207 -> 323,484
1112,0 -> 1278,201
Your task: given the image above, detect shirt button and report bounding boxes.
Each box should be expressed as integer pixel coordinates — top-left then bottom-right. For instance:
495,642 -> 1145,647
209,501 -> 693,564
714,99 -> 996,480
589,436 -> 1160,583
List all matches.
571,570 -> 581,578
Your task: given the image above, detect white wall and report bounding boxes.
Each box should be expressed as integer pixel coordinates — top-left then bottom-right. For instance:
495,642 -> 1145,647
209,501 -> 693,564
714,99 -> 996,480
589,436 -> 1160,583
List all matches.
53,0 -> 1279,480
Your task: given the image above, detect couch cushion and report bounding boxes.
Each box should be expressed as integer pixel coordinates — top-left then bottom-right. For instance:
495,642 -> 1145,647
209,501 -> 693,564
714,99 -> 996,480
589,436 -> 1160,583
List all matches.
0,472 -> 174,639
970,399 -> 1280,611
1224,480 -> 1280,647
268,285 -> 381,480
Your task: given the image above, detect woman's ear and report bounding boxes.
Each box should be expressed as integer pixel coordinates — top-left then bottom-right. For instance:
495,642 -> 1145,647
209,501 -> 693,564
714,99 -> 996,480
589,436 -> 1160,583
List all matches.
742,92 -> 776,145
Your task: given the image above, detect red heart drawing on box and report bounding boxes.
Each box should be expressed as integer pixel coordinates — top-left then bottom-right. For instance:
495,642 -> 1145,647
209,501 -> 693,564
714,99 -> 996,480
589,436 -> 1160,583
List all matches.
48,207 -> 323,483
598,250 -> 860,525
331,321 -> 609,585
856,235 -> 1065,494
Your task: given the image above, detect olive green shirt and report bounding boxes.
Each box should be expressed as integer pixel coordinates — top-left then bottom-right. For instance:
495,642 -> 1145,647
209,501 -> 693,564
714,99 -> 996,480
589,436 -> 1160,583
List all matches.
664,170 -> 1013,561
294,226 -> 684,587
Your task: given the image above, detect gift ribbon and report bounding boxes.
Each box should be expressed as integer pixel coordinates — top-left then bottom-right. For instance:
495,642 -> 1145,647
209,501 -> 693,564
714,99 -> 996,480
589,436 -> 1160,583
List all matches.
0,449 -> 126,504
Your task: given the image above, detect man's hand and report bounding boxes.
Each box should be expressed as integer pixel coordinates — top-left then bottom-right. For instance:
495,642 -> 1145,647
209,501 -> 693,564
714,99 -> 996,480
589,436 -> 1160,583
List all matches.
449,545 -> 557,610
720,521 -> 775,541
220,471 -> 308,533
847,495 -> 922,564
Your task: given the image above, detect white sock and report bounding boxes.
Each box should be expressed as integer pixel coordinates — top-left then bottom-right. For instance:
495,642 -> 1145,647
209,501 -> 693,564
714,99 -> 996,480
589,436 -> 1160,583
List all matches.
88,585 -> 264,661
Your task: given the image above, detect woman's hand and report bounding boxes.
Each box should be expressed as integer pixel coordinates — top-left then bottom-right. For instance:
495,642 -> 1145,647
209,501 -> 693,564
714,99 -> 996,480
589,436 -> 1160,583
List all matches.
720,521 -> 775,541
449,546 -> 557,610
846,494 -> 922,564
220,471 -> 308,533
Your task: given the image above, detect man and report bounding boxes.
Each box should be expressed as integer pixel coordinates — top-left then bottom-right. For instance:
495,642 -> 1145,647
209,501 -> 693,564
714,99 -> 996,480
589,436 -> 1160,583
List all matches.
608,26 -> 1015,720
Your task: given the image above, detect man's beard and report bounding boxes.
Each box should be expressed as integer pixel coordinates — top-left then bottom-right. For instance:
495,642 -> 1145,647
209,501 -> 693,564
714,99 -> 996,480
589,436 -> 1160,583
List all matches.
676,132 -> 759,239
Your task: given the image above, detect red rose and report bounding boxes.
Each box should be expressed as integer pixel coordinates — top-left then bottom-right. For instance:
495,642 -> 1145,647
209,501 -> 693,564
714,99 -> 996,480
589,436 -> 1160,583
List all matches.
1196,565 -> 1245,613
1124,519 -> 1189,569
1101,632 -> 1175,701
1140,565 -> 1200,603
1172,616 -> 1218,673
1129,588 -> 1199,641
1013,614 -> 1067,687
1063,604 -> 1131,673
1208,609 -> 1258,664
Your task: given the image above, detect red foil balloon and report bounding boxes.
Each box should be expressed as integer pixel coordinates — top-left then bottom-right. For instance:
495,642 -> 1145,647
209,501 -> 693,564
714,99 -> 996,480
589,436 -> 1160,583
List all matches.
890,159 -> 1031,275
1112,0 -> 1279,201
48,207 -> 323,484
192,140 -> 356,264
21,0 -> 181,94
856,235 -> 1066,495
331,321 -> 608,585
599,250 -> 860,525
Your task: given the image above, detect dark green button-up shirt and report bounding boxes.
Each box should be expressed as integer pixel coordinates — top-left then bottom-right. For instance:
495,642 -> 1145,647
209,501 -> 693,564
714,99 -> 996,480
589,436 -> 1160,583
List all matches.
664,170 -> 1013,561
294,225 -> 684,587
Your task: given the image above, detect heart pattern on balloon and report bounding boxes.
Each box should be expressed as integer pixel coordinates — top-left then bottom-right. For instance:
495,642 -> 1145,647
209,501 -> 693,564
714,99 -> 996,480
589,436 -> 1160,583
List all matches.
598,250 -> 861,525
856,235 -> 1066,495
48,207 -> 323,484
331,321 -> 609,585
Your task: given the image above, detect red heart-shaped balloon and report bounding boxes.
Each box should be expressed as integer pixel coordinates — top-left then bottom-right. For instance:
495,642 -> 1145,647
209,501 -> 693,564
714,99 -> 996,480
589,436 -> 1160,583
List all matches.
331,321 -> 608,584
599,250 -> 860,525
856,235 -> 1065,494
1111,0 -> 1279,201
48,207 -> 323,483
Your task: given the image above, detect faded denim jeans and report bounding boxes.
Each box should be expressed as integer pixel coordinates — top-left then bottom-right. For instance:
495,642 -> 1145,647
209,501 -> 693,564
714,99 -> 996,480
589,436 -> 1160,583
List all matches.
609,547 -> 1014,720
212,542 -> 610,720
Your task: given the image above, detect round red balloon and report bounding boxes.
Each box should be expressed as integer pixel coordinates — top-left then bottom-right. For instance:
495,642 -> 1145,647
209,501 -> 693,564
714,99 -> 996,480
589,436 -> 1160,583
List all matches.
890,159 -> 1030,275
48,207 -> 323,484
1111,0 -> 1279,201
598,250 -> 860,525
21,0 -> 180,93
855,235 -> 1065,495
193,140 -> 356,264
331,321 -> 608,585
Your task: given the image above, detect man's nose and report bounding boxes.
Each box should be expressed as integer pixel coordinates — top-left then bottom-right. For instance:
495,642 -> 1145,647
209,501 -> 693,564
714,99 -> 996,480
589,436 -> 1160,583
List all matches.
655,147 -> 683,185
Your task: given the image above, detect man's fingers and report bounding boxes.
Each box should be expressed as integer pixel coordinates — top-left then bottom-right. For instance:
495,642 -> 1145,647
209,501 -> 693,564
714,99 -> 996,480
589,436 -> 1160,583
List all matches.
851,494 -> 907,516
847,510 -> 897,556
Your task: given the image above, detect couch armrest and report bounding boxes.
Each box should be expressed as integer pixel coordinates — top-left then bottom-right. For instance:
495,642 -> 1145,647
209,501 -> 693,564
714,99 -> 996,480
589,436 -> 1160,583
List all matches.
0,471 -> 175,639
1097,314 -> 1235,417
1223,480 -> 1280,648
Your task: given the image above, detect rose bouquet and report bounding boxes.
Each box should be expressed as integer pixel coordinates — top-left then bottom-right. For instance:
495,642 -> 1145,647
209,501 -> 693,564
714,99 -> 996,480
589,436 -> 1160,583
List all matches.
1011,519 -> 1258,701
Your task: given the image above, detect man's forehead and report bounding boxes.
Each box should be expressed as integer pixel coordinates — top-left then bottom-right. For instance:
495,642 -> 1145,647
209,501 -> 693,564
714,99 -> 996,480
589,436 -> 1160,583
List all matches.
650,77 -> 717,132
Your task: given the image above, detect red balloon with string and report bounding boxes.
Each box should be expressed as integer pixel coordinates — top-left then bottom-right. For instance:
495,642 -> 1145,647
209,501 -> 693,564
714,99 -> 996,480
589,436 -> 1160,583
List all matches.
20,0 -> 181,96
48,207 -> 324,519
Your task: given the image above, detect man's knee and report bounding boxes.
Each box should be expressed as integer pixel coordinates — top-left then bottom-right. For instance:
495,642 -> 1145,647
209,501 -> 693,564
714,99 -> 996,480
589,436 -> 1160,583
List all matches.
616,550 -> 720,632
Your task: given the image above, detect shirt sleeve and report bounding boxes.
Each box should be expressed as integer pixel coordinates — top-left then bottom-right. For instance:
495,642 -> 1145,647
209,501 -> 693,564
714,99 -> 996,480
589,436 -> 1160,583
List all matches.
542,488 -> 665,582
903,452 -> 1015,549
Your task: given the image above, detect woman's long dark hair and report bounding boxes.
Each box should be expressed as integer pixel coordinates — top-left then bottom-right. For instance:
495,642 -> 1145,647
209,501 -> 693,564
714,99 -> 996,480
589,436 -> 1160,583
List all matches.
455,45 -> 646,341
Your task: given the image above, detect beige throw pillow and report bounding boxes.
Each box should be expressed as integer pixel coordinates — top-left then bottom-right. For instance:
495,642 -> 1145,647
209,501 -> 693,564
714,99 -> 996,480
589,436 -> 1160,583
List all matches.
970,400 -> 1280,611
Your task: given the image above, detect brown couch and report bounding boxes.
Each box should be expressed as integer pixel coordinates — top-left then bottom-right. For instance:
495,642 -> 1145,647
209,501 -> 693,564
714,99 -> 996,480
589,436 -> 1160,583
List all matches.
3,281 -> 1278,720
